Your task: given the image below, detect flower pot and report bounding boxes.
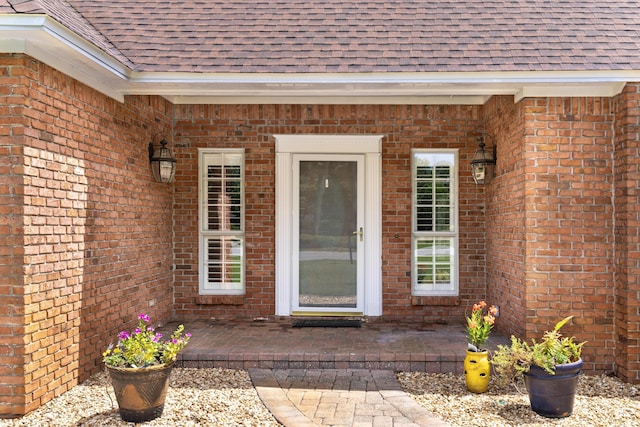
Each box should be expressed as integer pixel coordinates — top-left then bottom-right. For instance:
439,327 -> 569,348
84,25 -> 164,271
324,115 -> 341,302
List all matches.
464,349 -> 490,393
106,362 -> 174,422
524,359 -> 582,418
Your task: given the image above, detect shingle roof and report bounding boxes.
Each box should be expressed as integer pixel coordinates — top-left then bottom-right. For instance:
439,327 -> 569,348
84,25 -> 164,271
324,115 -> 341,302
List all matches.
2,0 -> 132,66
3,0 -> 640,74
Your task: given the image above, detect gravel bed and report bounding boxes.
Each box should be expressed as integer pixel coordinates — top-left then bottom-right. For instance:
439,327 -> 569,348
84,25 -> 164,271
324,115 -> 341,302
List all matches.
0,368 -> 280,427
397,372 -> 640,427
2,369 -> 638,426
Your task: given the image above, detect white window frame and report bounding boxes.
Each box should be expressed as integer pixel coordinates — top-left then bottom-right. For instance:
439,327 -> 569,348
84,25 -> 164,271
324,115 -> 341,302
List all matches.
411,149 -> 459,296
198,148 -> 245,295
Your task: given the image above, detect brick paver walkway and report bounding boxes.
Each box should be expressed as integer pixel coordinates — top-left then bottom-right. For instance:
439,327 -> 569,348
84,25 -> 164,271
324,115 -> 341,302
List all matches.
250,369 -> 451,427
162,319 -> 508,426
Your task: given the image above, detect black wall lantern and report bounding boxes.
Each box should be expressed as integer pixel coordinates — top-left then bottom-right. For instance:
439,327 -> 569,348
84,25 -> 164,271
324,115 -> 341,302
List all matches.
148,137 -> 177,183
470,136 -> 497,185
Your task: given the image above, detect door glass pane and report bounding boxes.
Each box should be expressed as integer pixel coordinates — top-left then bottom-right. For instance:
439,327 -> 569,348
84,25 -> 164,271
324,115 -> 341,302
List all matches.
299,161 -> 357,308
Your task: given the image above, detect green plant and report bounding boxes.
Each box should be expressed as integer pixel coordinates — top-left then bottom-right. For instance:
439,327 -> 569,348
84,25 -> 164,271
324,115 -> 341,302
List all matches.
491,316 -> 585,386
466,300 -> 498,351
103,314 -> 191,368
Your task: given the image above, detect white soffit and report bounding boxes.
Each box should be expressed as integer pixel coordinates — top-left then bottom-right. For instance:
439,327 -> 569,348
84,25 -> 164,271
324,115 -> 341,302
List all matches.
0,15 -> 637,105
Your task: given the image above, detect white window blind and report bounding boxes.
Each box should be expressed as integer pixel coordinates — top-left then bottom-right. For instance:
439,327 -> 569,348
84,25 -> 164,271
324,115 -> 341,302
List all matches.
199,150 -> 244,294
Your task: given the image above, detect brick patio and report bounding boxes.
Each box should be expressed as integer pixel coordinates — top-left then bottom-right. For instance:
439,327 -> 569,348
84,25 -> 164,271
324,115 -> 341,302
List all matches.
166,318 -> 510,373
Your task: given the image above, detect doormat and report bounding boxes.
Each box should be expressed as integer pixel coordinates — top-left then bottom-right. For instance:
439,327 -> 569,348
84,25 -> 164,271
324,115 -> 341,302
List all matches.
292,319 -> 362,328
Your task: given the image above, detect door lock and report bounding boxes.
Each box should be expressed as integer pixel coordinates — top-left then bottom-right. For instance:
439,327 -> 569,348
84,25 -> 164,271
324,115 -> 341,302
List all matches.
352,227 -> 363,242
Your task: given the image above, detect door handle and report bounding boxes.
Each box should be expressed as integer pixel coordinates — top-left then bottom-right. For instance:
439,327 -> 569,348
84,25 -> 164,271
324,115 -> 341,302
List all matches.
352,227 -> 363,242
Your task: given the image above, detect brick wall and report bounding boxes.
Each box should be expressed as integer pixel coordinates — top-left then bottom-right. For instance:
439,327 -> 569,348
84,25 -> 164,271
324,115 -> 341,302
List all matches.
0,54 -> 175,417
0,54 -> 28,414
613,83 -> 640,383
486,94 -> 617,375
172,104 -> 488,322
522,97 -> 616,374
484,95 -> 528,338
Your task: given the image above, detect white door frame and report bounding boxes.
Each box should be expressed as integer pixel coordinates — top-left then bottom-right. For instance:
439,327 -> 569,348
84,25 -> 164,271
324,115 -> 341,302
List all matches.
275,135 -> 383,316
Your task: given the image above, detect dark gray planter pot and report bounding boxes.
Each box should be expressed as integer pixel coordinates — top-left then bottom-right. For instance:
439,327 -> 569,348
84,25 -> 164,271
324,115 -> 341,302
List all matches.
523,359 -> 583,418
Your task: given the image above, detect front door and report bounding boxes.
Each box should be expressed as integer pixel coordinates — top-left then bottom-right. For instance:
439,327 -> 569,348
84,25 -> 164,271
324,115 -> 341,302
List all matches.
274,134 -> 382,317
292,155 -> 364,314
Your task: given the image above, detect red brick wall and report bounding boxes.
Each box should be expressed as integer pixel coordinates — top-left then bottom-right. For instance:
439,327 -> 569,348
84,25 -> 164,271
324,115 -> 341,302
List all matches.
484,95 -> 528,338
486,94 -> 617,375
522,97 -> 616,374
613,83 -> 640,383
0,54 -> 175,416
0,54 -> 28,414
173,104 -> 488,322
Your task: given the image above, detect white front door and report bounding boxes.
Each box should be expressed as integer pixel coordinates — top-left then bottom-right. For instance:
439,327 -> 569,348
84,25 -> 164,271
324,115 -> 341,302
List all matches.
275,135 -> 383,316
292,155 -> 365,313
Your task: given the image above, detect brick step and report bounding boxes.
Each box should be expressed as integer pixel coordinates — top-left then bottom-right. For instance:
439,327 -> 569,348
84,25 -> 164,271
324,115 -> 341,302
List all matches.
163,319 -> 510,373
177,351 -> 464,373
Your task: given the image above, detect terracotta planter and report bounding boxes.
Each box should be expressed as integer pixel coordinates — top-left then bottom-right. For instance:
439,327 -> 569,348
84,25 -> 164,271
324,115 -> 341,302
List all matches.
524,359 -> 583,418
106,362 -> 174,422
464,349 -> 490,393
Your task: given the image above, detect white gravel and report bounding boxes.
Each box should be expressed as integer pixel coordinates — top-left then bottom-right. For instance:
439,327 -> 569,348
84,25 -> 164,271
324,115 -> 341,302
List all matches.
2,369 -> 639,426
398,372 -> 640,427
0,368 -> 280,427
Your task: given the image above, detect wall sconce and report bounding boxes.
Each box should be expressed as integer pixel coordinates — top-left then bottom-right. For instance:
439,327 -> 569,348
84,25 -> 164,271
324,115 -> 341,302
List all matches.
470,136 -> 497,185
148,137 -> 176,183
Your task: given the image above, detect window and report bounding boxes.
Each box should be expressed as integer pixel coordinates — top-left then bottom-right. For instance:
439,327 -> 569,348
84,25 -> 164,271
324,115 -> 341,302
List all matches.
412,150 -> 458,296
199,150 -> 244,295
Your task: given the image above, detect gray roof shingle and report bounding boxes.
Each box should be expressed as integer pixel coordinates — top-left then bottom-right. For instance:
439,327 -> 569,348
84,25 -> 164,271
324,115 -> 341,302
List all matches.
4,0 -> 640,73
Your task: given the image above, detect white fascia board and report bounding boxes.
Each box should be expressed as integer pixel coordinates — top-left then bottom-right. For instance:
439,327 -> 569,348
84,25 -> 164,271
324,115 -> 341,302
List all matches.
129,70 -> 640,85
129,70 -> 638,104
0,15 -> 130,102
514,82 -> 628,102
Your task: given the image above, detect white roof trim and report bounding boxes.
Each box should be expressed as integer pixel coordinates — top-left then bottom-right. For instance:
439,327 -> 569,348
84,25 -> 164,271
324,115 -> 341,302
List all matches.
0,15 -> 130,101
1,15 -> 638,105
161,95 -> 493,105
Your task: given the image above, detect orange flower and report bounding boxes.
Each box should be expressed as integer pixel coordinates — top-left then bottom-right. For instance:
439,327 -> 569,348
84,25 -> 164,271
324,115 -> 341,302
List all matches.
466,300 -> 498,351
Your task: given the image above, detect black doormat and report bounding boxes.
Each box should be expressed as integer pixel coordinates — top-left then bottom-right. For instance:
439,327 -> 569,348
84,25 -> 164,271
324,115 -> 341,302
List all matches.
292,319 -> 362,328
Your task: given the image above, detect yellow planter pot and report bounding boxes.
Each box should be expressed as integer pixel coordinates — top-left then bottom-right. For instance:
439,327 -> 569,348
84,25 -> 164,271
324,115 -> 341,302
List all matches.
464,350 -> 490,393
